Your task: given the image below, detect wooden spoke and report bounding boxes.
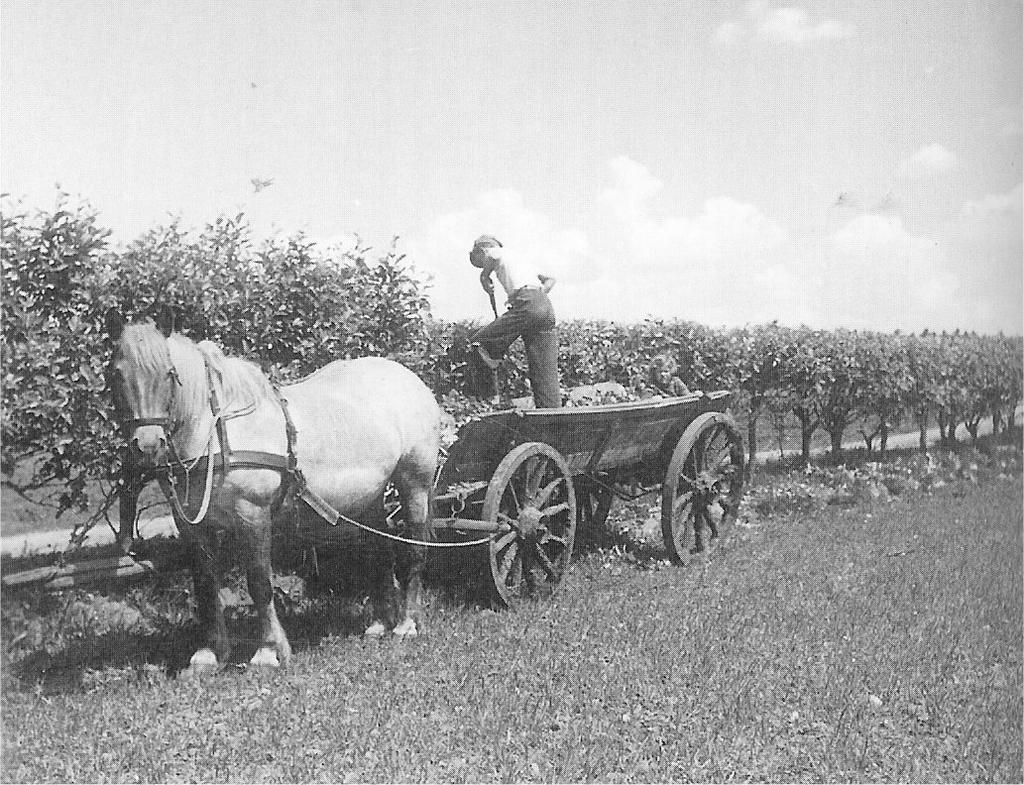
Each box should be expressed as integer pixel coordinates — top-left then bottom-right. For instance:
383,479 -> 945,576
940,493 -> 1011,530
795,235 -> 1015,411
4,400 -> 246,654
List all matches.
539,532 -> 567,547
507,482 -> 522,516
672,489 -> 694,518
484,443 -> 576,607
662,413 -> 745,566
497,542 -> 522,588
532,543 -> 560,581
525,455 -> 545,498
521,542 -> 537,590
492,529 -> 517,553
675,473 -> 698,490
540,501 -> 571,519
534,476 -> 564,508
496,512 -> 518,531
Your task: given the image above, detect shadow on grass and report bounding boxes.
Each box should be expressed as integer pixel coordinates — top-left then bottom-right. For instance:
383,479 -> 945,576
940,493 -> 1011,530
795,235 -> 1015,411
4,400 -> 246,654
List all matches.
4,538 -> 499,694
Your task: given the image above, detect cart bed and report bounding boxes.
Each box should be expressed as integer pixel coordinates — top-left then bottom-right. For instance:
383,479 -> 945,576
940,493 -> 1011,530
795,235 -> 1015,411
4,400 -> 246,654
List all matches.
437,390 -> 733,489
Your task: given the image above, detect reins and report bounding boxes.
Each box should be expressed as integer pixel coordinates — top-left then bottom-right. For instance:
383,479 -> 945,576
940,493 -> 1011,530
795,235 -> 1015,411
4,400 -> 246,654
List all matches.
296,485 -> 495,548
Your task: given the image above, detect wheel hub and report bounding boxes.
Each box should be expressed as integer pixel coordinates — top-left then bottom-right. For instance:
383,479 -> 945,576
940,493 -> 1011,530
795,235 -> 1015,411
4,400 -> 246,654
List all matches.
517,505 -> 544,538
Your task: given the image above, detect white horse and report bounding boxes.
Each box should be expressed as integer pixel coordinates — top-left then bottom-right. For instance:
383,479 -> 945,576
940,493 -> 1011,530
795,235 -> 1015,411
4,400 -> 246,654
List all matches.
106,309 -> 440,673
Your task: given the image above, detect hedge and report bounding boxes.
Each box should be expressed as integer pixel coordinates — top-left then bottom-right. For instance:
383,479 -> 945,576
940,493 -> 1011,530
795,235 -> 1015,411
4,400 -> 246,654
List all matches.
3,197 -> 1021,515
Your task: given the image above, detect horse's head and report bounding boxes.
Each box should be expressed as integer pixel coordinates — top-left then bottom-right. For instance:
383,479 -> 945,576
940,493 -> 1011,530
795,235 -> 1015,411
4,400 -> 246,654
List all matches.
105,307 -> 182,465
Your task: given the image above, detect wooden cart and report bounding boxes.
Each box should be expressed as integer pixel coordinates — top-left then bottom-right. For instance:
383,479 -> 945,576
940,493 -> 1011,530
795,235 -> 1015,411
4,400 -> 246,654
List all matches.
428,391 -> 746,606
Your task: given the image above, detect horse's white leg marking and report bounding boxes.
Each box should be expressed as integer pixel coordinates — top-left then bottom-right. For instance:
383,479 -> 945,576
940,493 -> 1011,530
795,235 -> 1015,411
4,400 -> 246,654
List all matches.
393,617 -> 418,638
249,646 -> 282,667
182,647 -> 220,677
237,499 -> 292,665
185,527 -> 232,665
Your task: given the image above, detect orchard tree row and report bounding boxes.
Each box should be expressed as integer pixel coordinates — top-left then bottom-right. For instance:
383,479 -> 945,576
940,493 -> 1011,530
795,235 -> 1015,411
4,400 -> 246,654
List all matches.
3,198 -> 1021,514
456,318 -> 1021,469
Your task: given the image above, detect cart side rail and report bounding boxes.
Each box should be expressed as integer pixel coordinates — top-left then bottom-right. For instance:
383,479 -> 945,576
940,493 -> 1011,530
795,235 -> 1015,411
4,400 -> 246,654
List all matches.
436,390 -> 734,489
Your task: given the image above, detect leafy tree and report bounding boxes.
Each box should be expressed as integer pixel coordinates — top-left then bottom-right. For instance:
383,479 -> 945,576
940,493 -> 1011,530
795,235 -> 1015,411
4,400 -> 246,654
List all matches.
854,331 -> 914,457
1,195 -> 117,513
725,323 -> 788,472
2,199 -> 433,516
810,329 -> 865,459
774,327 -> 824,464
905,331 -> 942,452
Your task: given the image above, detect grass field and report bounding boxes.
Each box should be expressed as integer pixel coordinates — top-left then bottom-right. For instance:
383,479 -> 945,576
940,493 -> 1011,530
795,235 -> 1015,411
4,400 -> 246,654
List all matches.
2,461 -> 1020,782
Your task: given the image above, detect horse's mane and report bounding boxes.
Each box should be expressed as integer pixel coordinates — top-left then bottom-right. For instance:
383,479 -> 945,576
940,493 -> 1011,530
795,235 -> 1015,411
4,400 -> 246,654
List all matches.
195,339 -> 277,415
120,322 -> 275,423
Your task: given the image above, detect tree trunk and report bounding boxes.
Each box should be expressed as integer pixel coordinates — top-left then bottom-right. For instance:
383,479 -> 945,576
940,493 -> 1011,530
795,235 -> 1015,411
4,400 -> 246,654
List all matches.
917,405 -> 928,452
859,429 -> 874,454
746,410 -> 758,480
801,428 -> 812,463
879,422 -> 890,459
793,406 -> 817,465
938,409 -> 956,446
829,429 -> 843,460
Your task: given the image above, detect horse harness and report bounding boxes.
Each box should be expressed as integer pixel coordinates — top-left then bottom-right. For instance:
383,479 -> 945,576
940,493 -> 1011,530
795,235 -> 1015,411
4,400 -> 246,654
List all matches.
123,355 -> 490,549
122,359 -> 301,524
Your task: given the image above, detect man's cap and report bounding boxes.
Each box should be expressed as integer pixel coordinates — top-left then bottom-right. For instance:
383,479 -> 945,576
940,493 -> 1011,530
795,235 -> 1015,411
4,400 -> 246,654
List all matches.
472,234 -> 503,250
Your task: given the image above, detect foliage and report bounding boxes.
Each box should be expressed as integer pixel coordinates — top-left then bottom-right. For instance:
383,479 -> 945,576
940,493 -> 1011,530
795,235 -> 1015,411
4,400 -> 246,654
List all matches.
2,197 -> 431,514
3,195 -> 1022,518
1,196 -> 117,513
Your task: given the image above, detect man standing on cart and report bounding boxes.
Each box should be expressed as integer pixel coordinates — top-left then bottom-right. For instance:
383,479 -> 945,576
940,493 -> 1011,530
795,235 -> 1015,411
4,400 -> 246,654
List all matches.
467,235 -> 561,408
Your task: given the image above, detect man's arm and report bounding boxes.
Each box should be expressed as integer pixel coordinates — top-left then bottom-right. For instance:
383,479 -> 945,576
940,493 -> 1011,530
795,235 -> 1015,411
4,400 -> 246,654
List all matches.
538,274 -> 556,293
480,270 -> 498,318
480,269 -> 494,294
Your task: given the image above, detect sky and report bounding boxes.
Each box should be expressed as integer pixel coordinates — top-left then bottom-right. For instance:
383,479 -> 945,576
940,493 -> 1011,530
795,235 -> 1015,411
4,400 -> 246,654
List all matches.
3,0 -> 1022,334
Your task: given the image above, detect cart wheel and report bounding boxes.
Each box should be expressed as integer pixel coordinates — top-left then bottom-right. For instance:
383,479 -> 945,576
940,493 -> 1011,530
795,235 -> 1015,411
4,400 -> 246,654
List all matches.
661,413 -> 745,565
484,442 -> 577,607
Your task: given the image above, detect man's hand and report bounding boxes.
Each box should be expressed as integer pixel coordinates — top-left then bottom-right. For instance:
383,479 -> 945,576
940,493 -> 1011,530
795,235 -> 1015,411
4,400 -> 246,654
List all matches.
479,270 -> 494,294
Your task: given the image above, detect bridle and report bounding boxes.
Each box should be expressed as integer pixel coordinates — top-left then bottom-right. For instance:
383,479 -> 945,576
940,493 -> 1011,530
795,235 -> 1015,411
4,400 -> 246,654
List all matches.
119,366 -> 184,439
118,360 -> 222,525
116,338 -> 299,529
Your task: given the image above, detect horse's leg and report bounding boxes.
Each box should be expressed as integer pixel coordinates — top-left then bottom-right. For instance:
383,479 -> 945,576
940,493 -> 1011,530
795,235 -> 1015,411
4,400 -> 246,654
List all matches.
392,474 -> 432,638
183,530 -> 230,675
364,501 -> 395,637
240,503 -> 291,667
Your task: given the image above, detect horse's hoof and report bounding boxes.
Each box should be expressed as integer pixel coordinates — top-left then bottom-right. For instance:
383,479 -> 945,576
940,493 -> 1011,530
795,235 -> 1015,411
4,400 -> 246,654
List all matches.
393,618 -> 418,638
181,648 -> 220,677
364,621 -> 387,638
249,647 -> 281,668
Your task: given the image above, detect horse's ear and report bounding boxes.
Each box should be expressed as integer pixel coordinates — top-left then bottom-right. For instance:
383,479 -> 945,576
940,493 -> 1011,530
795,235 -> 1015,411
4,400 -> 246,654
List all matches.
105,307 -> 126,340
155,304 -> 176,338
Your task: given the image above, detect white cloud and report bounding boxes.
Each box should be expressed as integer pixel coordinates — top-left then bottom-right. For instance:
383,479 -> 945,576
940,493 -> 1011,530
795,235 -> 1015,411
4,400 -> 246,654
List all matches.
715,2 -> 854,46
999,122 -> 1023,138
944,184 -> 1023,333
758,6 -> 854,44
824,214 -> 959,331
408,160 -> 1020,334
714,21 -> 744,46
961,182 -> 1022,218
901,143 -> 959,176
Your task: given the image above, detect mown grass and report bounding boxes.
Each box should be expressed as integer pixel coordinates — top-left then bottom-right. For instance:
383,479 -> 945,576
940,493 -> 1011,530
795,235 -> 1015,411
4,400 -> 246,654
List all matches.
2,473 -> 1021,783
